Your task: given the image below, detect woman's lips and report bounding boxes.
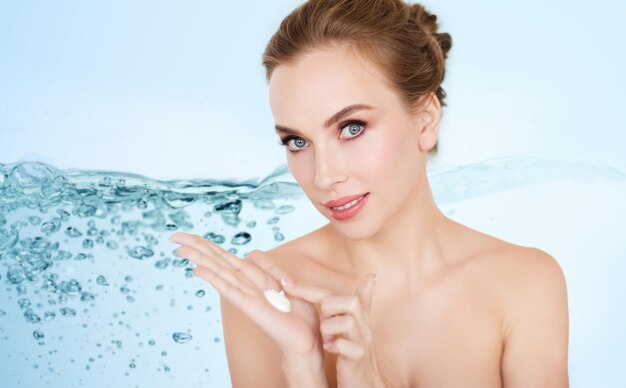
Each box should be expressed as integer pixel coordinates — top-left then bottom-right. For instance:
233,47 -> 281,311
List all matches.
328,193 -> 370,221
324,192 -> 369,208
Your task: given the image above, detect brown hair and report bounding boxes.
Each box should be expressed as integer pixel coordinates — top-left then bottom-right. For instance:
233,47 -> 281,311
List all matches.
262,0 -> 452,153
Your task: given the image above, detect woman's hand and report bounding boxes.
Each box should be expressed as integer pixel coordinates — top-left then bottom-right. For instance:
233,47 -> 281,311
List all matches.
282,274 -> 392,388
168,231 -> 324,360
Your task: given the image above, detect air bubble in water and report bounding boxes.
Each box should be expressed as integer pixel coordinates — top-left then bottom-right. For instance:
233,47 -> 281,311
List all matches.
96,275 -> 109,286
231,232 -> 251,245
172,332 -> 192,344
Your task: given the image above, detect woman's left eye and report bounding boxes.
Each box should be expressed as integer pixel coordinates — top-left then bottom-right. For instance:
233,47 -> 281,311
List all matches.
338,120 -> 366,139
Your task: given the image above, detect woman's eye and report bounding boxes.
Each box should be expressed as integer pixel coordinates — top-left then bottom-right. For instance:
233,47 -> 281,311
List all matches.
339,121 -> 365,139
278,120 -> 366,153
284,137 -> 307,151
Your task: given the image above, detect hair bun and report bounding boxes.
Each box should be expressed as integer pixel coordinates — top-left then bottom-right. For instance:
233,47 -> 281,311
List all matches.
408,3 -> 452,59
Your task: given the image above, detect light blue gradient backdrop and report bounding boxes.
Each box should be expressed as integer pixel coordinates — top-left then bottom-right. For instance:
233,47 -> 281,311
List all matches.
1,0 -> 625,386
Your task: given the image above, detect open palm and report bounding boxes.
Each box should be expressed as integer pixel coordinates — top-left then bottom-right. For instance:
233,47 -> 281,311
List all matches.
169,232 -> 323,357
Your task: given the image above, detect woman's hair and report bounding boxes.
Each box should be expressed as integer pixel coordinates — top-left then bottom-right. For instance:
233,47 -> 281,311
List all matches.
262,0 -> 452,153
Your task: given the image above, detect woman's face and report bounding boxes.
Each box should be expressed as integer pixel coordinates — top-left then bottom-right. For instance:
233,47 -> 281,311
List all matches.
268,44 -> 437,240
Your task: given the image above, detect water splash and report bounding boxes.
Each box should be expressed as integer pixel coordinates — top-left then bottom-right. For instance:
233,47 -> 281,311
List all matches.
0,155 -> 624,386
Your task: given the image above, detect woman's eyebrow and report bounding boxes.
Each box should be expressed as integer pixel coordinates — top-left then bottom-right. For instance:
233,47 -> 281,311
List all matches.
275,103 -> 374,136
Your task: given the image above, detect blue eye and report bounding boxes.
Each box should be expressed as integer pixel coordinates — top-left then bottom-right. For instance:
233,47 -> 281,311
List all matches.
277,120 -> 367,154
339,121 -> 365,139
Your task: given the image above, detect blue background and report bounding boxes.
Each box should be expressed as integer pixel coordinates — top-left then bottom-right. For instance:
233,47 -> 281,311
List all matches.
1,0 -> 625,387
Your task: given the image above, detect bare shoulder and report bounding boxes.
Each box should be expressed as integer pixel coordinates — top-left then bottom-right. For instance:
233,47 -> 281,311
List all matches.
262,225 -> 329,284
471,235 -> 569,386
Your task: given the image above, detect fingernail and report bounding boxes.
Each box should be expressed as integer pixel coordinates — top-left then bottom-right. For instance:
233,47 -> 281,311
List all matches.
323,341 -> 333,350
281,278 -> 295,288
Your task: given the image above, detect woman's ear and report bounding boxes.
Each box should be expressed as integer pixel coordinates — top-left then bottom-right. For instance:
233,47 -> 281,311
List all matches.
417,92 -> 441,152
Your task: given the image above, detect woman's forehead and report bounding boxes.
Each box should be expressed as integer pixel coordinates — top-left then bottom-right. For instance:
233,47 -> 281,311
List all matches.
268,47 -> 395,119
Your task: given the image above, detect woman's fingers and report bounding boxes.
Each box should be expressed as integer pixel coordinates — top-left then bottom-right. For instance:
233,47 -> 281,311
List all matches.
324,337 -> 365,360
246,249 -> 295,288
192,265 -> 247,310
170,231 -> 241,271
170,232 -> 272,292
176,245 -> 255,294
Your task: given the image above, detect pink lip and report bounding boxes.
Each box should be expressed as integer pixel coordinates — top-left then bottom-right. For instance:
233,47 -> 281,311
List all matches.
328,193 -> 370,221
324,192 -> 369,208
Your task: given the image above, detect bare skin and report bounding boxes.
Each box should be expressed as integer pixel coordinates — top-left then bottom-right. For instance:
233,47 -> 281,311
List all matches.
265,220 -> 513,387
172,42 -> 569,387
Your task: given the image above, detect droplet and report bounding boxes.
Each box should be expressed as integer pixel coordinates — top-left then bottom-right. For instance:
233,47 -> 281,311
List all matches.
96,275 -> 109,286
155,258 -> 170,269
65,226 -> 82,238
275,205 -> 295,214
127,246 -> 154,260
172,332 -> 192,344
24,308 -> 41,323
231,232 -> 251,246
60,307 -> 76,317
203,232 -> 225,244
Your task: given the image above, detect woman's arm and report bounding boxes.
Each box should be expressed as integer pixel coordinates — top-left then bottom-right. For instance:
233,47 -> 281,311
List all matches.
500,249 -> 569,387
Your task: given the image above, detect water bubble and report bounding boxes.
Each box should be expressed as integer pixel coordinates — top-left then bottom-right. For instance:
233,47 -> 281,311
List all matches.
75,204 -> 97,218
275,205 -> 295,215
213,200 -> 242,216
274,232 -> 285,242
59,279 -> 81,296
231,232 -> 251,246
195,290 -> 205,297
148,340 -> 155,346
7,264 -> 26,284
43,311 -> 55,321
203,232 -> 225,244
60,307 -> 76,317
155,258 -> 170,269
24,308 -> 41,323
126,246 -> 154,260
172,332 -> 192,344
82,239 -> 94,249
56,209 -> 70,221
33,330 -> 45,340
9,162 -> 53,194
0,309 -> 6,317
106,240 -> 118,249
246,221 -> 256,228
65,226 -> 82,238
80,292 -> 95,302
267,217 -> 279,225
96,275 -> 109,286
172,258 -> 189,268
161,351 -> 167,356
27,216 -> 42,226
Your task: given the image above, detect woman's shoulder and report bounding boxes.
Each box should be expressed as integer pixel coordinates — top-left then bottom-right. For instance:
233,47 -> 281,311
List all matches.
262,225 -> 330,284
464,227 -> 566,322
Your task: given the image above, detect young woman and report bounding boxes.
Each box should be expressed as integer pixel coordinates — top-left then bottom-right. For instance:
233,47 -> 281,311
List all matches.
169,0 -> 569,386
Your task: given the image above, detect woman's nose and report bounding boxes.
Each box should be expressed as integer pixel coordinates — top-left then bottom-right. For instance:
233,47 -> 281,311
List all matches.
314,147 -> 347,190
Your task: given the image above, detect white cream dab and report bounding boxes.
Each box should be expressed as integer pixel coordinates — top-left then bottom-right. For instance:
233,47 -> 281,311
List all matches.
263,289 -> 291,313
